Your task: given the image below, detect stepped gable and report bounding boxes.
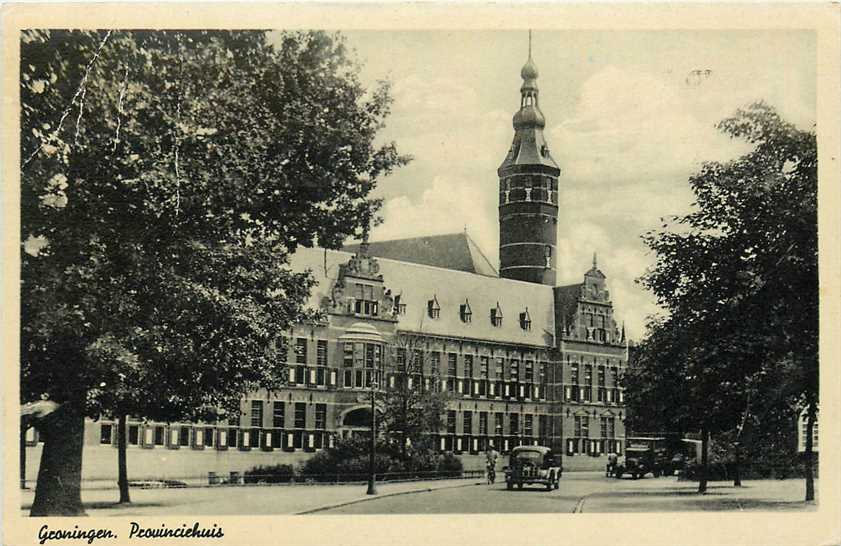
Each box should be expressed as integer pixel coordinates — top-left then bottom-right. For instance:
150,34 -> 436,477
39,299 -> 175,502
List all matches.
343,232 -> 498,277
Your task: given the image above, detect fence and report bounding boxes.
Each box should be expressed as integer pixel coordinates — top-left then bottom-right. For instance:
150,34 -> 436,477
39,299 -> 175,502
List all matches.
21,469 -> 485,491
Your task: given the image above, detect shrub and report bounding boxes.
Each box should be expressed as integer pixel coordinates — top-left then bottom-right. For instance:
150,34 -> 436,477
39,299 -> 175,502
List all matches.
437,452 -> 463,477
243,464 -> 295,484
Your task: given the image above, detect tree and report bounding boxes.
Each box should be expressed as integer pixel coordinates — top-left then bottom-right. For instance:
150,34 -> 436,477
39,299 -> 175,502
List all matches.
20,29 -> 408,515
379,333 -> 450,460
636,102 -> 817,498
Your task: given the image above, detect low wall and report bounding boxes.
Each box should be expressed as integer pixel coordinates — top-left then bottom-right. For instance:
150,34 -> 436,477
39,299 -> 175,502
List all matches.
23,446 -> 609,486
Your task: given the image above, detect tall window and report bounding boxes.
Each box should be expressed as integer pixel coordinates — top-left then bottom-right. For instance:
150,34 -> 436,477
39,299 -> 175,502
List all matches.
295,338 -> 307,364
582,416 -> 590,437
447,353 -> 457,377
524,415 -> 533,436
250,400 -> 264,428
570,363 -> 579,384
479,412 -> 488,435
447,353 -> 457,392
600,416 -> 608,438
464,355 -> 474,378
494,412 -> 504,436
273,402 -> 285,428
480,357 -> 489,379
574,416 -> 582,437
544,245 -> 552,268
539,362 -> 547,384
584,364 -> 593,385
510,360 -> 519,382
525,361 -> 534,382
509,413 -> 519,435
598,366 -> 606,386
100,424 -> 112,444
315,404 -> 326,430
447,410 -> 457,434
294,403 -> 306,429
317,340 -> 328,367
463,411 -> 473,435
495,358 -> 504,379
430,351 -> 441,374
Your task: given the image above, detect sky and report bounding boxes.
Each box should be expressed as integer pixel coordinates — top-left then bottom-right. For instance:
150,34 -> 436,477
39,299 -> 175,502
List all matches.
334,30 -> 816,341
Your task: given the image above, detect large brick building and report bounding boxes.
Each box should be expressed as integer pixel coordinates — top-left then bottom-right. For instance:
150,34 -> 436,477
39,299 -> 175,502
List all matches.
24,45 -> 629,483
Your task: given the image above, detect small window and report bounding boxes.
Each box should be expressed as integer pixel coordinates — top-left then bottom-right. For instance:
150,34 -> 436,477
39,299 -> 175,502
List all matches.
459,299 -> 472,323
397,303 -> 407,315
491,303 -> 503,327
544,246 -> 552,268
519,309 -> 531,331
428,296 -> 440,319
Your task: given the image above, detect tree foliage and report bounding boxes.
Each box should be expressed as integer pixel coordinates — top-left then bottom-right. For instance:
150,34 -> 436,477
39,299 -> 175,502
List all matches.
378,333 -> 451,458
20,29 -> 408,514
628,102 -> 817,494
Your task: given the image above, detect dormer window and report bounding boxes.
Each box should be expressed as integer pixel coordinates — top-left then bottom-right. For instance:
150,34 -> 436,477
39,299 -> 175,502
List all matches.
393,294 -> 407,316
519,308 -> 532,331
427,296 -> 440,319
490,303 -> 503,327
459,299 -> 472,323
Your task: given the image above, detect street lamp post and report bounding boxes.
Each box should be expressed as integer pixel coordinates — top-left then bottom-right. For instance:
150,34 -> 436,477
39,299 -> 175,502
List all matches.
366,379 -> 379,495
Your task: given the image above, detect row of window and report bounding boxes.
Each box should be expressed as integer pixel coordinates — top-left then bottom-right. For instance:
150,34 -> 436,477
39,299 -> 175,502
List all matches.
425,297 -> 532,330
445,410 -> 550,437
567,363 -> 622,388
566,438 -> 625,457
573,415 -> 618,438
398,350 -> 549,382
96,423 -> 334,452
437,434 -> 549,455
242,401 -> 327,429
564,386 -> 624,404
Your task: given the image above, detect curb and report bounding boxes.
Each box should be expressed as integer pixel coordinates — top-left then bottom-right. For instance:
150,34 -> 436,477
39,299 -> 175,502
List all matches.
295,481 -> 484,515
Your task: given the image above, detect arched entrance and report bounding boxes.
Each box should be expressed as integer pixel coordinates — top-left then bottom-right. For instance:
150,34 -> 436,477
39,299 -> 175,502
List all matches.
337,406 -> 379,439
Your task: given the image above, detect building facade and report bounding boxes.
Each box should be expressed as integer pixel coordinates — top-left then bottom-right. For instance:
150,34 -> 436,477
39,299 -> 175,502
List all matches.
24,46 -> 629,483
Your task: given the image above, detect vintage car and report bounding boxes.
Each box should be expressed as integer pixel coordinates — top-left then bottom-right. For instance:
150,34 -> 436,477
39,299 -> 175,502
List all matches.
614,437 -> 669,479
504,446 -> 562,491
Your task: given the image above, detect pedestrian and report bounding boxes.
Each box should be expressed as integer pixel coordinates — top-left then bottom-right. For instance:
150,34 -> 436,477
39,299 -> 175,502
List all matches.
485,446 -> 499,484
606,452 -> 618,477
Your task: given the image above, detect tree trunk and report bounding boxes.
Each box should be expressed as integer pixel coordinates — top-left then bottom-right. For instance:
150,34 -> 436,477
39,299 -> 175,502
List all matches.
117,414 -> 131,504
733,442 -> 742,487
698,427 -> 709,494
30,402 -> 86,516
804,401 -> 816,502
21,425 -> 27,489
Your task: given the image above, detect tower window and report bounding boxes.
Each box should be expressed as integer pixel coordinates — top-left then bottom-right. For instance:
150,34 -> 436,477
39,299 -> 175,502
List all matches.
427,296 -> 441,319
544,246 -> 552,268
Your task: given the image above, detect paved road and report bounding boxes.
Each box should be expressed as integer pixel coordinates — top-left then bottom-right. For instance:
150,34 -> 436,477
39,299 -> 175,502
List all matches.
325,472 -> 618,514
20,472 -> 814,516
322,473 -> 815,514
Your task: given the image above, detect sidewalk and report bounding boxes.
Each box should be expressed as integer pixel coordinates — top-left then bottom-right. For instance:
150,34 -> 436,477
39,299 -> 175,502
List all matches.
580,477 -> 818,512
19,478 -> 483,517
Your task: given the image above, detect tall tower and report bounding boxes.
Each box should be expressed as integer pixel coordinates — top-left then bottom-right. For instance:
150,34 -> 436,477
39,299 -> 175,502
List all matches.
498,33 -> 561,286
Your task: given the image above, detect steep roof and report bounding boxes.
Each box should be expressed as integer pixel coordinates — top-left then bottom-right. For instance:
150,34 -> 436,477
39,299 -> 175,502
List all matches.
289,246 -> 554,348
553,283 -> 583,339
343,232 -> 498,277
